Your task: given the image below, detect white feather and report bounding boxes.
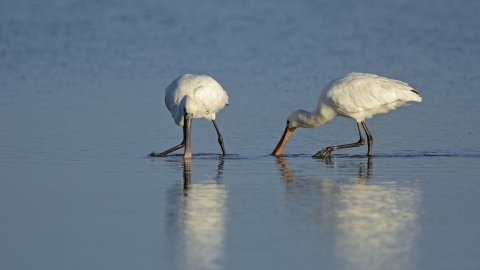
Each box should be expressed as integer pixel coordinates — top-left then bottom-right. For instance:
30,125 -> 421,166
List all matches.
322,73 -> 421,121
165,74 -> 229,126
287,72 -> 422,128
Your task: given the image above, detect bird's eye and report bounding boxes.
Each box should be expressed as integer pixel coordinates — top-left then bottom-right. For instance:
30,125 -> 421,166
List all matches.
287,120 -> 290,125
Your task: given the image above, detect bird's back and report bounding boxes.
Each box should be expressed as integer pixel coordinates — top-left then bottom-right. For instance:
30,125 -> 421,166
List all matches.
165,74 -> 229,125
321,73 -> 421,120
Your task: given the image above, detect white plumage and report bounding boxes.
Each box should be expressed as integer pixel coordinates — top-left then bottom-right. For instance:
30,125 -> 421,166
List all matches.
272,73 -> 422,157
152,74 -> 229,159
165,74 -> 229,126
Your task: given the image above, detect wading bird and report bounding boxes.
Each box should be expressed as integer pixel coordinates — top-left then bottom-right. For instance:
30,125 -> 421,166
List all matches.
151,74 -> 229,159
271,73 -> 422,158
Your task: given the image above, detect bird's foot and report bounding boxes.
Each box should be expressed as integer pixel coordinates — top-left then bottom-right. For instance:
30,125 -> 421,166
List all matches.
313,147 -> 335,158
150,151 -> 167,157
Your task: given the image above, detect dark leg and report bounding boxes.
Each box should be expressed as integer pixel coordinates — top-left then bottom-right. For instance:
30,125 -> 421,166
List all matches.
150,141 -> 185,157
183,159 -> 191,190
183,113 -> 192,159
151,113 -> 193,158
361,121 -> 374,156
212,120 -> 226,156
313,122 -> 365,158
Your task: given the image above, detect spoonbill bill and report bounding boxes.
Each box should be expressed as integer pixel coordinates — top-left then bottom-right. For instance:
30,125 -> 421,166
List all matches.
271,73 -> 422,158
151,74 -> 229,159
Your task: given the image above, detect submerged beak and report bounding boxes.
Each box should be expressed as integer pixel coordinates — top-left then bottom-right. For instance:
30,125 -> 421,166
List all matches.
183,113 -> 193,159
271,126 -> 296,156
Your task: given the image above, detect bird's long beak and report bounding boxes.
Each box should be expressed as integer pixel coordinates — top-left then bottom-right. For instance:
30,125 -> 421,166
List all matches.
271,126 -> 296,156
183,113 -> 193,159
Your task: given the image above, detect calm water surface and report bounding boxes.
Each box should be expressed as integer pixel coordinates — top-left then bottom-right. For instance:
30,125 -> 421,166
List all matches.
1,0 -> 480,269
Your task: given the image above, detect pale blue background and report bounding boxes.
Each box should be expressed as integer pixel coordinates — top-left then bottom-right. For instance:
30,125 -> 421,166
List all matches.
1,0 -> 479,269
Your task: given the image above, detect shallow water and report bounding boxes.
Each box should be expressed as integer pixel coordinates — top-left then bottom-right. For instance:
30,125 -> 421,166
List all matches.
1,0 -> 480,269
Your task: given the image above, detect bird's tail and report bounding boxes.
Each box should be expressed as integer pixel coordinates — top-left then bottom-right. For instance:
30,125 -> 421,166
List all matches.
409,89 -> 422,102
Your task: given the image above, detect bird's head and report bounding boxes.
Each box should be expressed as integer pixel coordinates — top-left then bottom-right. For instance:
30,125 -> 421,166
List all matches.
271,109 -> 319,156
287,109 -> 319,128
286,109 -> 308,128
271,110 -> 306,156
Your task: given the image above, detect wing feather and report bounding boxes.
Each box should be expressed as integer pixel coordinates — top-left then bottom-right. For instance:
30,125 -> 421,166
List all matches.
324,73 -> 419,113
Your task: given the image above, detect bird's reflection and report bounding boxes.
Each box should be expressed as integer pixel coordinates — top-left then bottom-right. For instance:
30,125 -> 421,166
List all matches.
183,159 -> 192,189
276,156 -> 294,182
276,156 -> 420,270
276,156 -> 372,182
166,158 -> 227,270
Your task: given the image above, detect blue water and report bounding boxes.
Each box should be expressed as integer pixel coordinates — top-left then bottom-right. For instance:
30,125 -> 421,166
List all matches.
1,0 -> 480,269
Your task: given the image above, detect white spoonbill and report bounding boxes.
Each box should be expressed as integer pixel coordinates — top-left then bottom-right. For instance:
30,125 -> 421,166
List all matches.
271,73 -> 422,158
151,74 -> 229,159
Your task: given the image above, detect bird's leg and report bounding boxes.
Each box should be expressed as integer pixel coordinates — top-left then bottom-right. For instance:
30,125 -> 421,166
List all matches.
313,122 -> 365,158
183,159 -> 191,190
183,113 -> 193,159
212,120 -> 226,156
150,141 -> 185,157
361,121 -> 374,156
151,113 -> 192,158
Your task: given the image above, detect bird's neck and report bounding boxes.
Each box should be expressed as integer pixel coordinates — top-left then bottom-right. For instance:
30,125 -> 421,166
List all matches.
297,103 -> 337,128
295,111 -> 325,128
174,95 -> 197,126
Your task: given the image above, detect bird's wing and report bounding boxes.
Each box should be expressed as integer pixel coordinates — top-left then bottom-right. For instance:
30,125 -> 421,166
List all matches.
193,80 -> 229,115
325,73 -> 417,113
164,87 -> 173,113
165,77 -> 182,113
